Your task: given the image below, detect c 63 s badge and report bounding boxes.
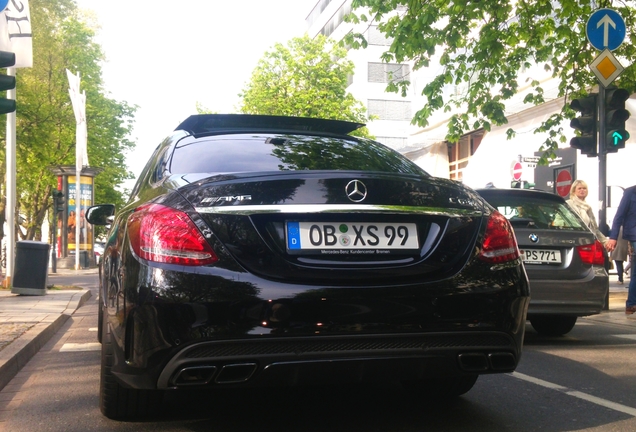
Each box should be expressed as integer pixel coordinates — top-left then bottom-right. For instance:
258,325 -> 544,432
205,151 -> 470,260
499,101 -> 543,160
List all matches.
200,195 -> 252,205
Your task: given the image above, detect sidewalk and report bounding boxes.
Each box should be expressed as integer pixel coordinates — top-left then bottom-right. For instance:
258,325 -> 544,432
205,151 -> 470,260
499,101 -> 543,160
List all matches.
584,273 -> 633,326
0,268 -> 97,392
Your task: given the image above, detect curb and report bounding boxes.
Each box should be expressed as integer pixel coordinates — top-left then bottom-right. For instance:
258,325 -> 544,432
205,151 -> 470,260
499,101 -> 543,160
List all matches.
0,315 -> 69,392
0,288 -> 92,392
67,288 -> 92,315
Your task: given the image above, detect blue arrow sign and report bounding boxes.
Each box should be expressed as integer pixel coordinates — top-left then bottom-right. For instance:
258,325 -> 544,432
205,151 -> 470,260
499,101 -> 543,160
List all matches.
587,9 -> 626,51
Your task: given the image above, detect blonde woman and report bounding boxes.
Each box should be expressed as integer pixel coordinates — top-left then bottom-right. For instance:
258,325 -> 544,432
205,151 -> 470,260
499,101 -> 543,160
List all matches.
566,180 -> 608,245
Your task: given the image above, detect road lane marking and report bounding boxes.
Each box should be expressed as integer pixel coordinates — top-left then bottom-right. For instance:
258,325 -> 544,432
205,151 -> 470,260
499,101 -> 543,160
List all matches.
88,327 -> 98,332
614,334 -> 636,340
510,372 -> 636,417
60,343 -> 101,352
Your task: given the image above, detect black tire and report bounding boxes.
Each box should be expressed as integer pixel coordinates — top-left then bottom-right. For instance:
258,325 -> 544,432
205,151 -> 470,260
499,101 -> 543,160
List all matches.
99,315 -> 163,420
529,315 -> 577,336
402,374 -> 478,399
97,302 -> 103,343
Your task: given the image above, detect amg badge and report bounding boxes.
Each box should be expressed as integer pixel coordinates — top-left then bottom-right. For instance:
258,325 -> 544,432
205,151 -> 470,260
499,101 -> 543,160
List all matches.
201,195 -> 252,205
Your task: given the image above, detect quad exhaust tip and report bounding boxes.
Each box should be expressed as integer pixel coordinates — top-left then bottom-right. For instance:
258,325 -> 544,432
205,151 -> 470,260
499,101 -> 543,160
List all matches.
215,363 -> 257,384
458,352 -> 516,372
173,362 -> 258,386
173,365 -> 217,386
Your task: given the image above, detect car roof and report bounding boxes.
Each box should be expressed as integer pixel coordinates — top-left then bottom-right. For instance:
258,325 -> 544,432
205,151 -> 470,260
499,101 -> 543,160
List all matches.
475,187 -> 567,203
175,114 -> 365,137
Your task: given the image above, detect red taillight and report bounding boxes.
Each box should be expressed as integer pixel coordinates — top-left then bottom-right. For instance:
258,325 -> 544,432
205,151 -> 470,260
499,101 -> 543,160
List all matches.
128,203 -> 218,266
479,211 -> 520,264
576,240 -> 605,266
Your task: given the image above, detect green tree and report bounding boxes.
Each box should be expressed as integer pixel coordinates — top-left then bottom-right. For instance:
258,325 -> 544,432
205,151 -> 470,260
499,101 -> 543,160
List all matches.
0,0 -> 136,243
347,0 -> 636,159
239,34 -> 372,137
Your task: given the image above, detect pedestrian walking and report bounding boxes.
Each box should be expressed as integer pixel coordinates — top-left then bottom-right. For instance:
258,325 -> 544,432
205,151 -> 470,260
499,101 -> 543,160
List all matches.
610,226 -> 629,284
626,243 -> 634,279
566,180 -> 608,245
606,185 -> 636,315
567,180 -> 611,272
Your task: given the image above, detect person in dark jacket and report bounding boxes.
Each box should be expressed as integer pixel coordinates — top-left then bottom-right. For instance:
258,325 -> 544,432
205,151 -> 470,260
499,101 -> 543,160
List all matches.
607,185 -> 636,315
611,226 -> 629,284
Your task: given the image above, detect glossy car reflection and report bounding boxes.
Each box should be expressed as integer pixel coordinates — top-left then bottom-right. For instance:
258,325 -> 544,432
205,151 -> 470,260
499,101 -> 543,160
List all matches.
476,187 -> 609,336
87,115 -> 530,420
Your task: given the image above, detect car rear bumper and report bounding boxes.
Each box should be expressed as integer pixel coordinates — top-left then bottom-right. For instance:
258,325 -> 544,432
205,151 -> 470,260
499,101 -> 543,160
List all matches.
105,262 -> 530,390
110,330 -> 525,390
526,267 -> 609,316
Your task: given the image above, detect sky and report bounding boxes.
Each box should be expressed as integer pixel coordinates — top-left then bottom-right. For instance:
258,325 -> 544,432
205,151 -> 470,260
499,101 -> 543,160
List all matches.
74,0 -> 316,188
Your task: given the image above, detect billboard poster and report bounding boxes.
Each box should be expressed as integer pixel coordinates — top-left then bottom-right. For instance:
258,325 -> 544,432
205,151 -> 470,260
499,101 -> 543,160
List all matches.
67,175 -> 93,250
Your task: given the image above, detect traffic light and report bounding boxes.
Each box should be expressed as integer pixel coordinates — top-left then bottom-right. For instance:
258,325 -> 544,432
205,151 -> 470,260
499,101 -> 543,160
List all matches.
0,51 -> 15,114
53,191 -> 65,213
570,93 -> 598,157
604,87 -> 630,153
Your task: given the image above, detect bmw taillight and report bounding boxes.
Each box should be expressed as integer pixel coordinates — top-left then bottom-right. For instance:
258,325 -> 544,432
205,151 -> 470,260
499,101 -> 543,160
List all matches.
128,203 -> 218,266
479,211 -> 520,264
576,240 -> 605,266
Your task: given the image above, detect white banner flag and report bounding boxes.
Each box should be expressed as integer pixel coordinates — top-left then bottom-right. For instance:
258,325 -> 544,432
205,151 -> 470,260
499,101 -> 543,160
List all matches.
0,1 -> 33,68
66,69 -> 89,170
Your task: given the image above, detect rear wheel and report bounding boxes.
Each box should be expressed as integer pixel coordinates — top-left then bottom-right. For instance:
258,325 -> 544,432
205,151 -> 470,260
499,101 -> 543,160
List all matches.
99,315 -> 163,420
529,315 -> 577,336
97,302 -> 103,343
402,375 -> 478,399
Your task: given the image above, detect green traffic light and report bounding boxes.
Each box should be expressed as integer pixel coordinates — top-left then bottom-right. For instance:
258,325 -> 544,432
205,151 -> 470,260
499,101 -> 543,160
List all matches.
607,130 -> 630,148
604,87 -> 631,153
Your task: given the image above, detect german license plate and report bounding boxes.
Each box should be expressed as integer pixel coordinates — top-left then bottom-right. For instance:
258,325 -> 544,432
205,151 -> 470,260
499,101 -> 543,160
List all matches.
520,249 -> 561,264
286,221 -> 419,254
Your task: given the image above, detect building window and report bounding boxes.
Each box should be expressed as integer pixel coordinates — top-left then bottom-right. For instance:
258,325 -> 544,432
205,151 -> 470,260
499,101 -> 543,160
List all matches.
448,131 -> 483,181
368,99 -> 411,121
368,63 -> 410,83
320,3 -> 351,37
368,25 -> 392,46
306,0 -> 333,28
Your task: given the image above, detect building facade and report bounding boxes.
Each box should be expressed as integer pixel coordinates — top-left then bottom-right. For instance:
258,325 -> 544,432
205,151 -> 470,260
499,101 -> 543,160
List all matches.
306,1 -> 416,153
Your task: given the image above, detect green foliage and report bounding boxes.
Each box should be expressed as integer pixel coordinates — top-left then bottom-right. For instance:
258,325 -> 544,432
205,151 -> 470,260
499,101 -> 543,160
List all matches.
0,0 -> 136,241
347,0 -> 636,152
239,35 -> 373,138
195,102 -> 216,114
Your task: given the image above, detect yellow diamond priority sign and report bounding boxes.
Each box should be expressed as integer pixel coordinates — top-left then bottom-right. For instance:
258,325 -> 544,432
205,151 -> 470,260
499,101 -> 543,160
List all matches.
590,49 -> 624,87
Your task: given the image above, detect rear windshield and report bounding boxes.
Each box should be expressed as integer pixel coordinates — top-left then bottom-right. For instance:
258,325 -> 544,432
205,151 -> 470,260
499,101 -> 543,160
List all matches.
169,134 -> 428,176
483,195 -> 588,231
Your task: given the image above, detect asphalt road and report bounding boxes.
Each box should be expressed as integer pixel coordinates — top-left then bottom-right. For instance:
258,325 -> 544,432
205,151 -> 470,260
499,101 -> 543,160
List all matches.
2,282 -> 636,431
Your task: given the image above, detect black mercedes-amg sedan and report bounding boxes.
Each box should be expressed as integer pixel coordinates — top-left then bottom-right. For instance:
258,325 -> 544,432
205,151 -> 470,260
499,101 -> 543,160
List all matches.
86,114 -> 530,420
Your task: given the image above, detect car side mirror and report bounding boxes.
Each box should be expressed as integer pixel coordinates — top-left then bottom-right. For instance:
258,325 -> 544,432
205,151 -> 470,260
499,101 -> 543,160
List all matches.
85,204 -> 116,226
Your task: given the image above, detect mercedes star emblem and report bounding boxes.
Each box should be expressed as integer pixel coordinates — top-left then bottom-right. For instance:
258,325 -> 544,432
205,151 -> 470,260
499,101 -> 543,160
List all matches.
345,180 -> 368,203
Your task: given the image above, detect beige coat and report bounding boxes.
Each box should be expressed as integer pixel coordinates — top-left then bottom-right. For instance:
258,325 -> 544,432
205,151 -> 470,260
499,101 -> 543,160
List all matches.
566,196 -> 608,244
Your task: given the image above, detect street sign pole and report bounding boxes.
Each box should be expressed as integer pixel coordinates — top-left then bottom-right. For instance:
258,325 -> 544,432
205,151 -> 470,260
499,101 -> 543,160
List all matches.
598,84 -> 608,233
586,8 -> 627,235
